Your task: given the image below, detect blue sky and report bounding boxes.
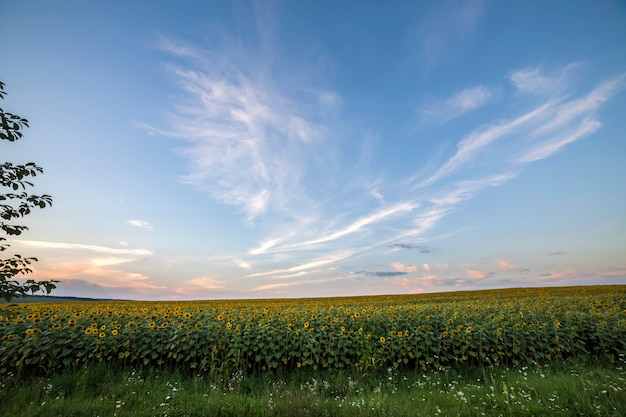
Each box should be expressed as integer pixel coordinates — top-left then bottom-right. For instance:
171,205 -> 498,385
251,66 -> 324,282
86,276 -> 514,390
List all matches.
2,0 -> 625,300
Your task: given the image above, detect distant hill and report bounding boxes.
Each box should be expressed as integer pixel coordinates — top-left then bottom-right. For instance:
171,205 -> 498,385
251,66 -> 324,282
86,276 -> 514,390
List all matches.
0,295 -> 123,304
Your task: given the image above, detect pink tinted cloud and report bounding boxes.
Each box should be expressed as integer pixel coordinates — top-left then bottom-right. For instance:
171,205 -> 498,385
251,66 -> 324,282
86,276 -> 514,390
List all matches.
466,268 -> 493,280
393,276 -> 427,293
391,262 -> 418,273
28,262 -> 167,298
527,265 -> 626,286
498,260 -> 517,270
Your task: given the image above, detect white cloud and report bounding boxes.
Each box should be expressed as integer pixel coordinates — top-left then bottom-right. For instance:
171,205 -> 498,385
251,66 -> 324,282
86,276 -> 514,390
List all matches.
251,276 -> 345,292
239,71 -> 624,287
234,259 -> 252,269
246,251 -> 353,278
517,72 -> 626,163
448,86 -> 493,112
529,73 -> 626,138
417,71 -> 625,188
17,240 -> 153,256
424,101 -> 555,185
508,62 -> 580,95
148,38 -> 335,223
126,219 -> 154,231
420,100 -> 555,186
419,85 -> 494,123
517,118 -> 601,163
383,207 -> 451,244
269,271 -> 310,280
143,36 -> 626,295
248,238 -> 283,255
248,201 -> 419,258
509,69 -> 550,94
294,202 -> 417,249
428,172 -> 517,206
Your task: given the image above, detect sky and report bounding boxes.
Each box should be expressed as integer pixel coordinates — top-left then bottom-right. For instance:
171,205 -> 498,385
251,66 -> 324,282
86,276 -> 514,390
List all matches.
2,0 -> 625,300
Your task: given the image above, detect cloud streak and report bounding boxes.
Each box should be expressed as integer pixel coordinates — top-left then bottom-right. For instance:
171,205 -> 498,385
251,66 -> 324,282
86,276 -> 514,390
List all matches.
17,240 -> 153,256
420,100 -> 555,186
246,251 -> 352,278
355,270 -> 407,277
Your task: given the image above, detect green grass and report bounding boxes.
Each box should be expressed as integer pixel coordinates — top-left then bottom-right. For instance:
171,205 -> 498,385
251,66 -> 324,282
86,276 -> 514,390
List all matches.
1,357 -> 625,416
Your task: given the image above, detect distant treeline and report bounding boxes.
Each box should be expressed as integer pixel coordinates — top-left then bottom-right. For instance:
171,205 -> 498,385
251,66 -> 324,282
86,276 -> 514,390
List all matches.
0,295 -> 121,304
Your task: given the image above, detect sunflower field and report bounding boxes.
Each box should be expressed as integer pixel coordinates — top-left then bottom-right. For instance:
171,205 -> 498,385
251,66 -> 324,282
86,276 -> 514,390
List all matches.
1,285 -> 625,375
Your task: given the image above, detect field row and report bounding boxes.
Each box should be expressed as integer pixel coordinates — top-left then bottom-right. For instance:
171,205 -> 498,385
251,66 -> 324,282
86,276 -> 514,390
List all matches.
1,285 -> 625,374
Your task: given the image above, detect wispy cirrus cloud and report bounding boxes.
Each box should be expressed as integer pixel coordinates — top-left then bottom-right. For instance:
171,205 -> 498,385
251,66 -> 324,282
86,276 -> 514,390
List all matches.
251,276 -> 345,293
252,282 -> 292,292
354,270 -> 407,277
517,72 -> 626,163
517,118 -> 601,163
420,68 -> 626,188
146,30 -> 625,296
246,251 -> 352,278
241,67 -> 623,286
143,38 -> 334,223
248,201 -> 418,255
289,202 -> 418,250
419,100 -> 555,186
419,85 -> 495,124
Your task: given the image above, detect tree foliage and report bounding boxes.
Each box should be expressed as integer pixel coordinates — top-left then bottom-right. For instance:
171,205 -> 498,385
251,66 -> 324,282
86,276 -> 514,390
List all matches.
1,81 -> 57,301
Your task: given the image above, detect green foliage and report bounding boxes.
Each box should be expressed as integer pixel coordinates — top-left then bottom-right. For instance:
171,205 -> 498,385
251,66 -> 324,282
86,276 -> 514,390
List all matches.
1,81 -> 57,302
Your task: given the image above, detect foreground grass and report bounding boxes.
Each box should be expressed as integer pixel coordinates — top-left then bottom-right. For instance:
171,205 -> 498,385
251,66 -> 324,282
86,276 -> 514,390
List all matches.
1,357 -> 625,417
